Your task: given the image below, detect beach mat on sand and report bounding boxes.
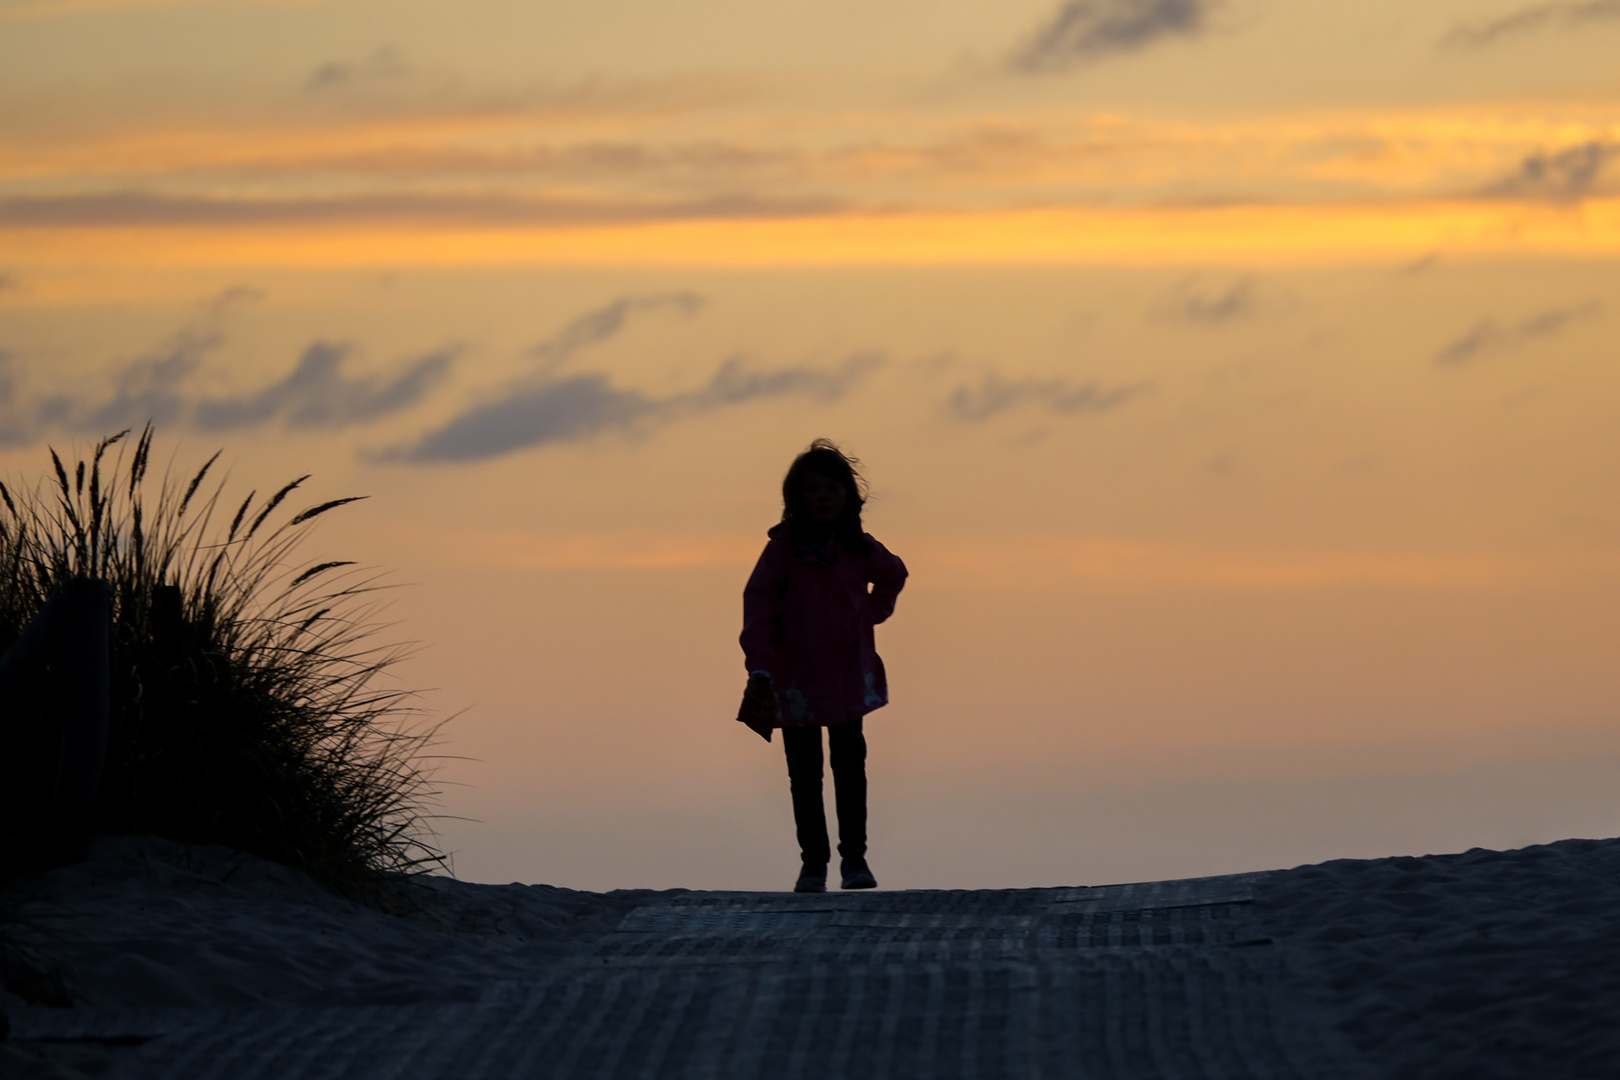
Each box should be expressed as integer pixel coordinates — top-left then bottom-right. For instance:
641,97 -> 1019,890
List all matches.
11,872 -> 1371,1080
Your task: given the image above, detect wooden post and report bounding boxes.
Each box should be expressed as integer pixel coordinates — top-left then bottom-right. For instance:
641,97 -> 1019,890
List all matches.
54,577 -> 111,840
0,576 -> 112,867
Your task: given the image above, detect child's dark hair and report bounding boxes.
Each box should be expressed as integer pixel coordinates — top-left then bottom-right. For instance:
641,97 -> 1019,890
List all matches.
780,438 -> 870,550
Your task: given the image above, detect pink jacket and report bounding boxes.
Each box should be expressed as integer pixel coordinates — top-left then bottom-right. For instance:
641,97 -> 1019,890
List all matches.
741,525 -> 908,728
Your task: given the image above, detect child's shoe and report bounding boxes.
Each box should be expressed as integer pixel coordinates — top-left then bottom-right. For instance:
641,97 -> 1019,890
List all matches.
794,862 -> 828,893
840,857 -> 877,890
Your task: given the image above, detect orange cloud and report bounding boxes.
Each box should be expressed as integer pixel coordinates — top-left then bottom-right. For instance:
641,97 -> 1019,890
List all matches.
6,102 -> 1618,203
4,199 -> 1618,270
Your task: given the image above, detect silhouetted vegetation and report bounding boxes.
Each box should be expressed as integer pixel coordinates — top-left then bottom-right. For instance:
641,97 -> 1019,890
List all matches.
0,427 -> 442,894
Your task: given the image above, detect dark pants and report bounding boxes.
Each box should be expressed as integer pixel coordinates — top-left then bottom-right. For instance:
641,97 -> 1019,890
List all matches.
782,719 -> 866,867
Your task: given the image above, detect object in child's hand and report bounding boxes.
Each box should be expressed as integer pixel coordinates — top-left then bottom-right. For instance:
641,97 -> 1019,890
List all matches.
737,675 -> 776,742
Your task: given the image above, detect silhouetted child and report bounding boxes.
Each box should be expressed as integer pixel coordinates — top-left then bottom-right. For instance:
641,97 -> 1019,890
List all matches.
739,440 -> 908,892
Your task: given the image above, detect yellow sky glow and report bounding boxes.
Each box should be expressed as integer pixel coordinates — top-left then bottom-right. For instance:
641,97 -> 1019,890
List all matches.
409,527 -> 1620,593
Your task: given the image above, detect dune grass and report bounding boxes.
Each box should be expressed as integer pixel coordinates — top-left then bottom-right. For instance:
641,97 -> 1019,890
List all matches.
0,427 -> 443,894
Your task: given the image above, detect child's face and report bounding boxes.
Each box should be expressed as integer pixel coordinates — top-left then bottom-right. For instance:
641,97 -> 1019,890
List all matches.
802,471 -> 847,525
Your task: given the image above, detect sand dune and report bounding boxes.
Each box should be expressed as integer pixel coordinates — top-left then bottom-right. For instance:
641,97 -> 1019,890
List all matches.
1262,838 -> 1620,1079
1,837 -> 642,1012
3,834 -> 1617,1077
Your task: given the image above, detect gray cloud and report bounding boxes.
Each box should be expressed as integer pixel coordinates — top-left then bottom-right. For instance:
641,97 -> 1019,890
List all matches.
0,288 -> 877,463
531,293 -> 705,369
0,315 -> 216,446
0,289 -> 728,455
1153,277 -> 1257,325
1012,0 -> 1218,72
306,47 -> 412,92
79,286 -> 261,433
386,353 -> 882,464
0,287 -> 456,443
686,355 -> 878,408
1484,141 -> 1620,203
945,375 -> 1153,422
0,273 -> 16,295
192,340 -> 455,432
1441,0 -> 1620,47
81,347 -> 196,432
0,351 -> 28,447
1434,302 -> 1602,366
392,375 -> 644,462
0,192 -> 839,229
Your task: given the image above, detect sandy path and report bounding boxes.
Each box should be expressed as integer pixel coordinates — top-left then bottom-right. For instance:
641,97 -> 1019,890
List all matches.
5,835 -> 1619,1077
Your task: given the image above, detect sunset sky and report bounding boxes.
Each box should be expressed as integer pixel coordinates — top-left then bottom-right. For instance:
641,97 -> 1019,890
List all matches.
3,0 -> 1619,889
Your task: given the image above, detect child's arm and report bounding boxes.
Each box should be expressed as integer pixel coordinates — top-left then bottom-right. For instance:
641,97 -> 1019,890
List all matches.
867,542 -> 908,624
740,542 -> 787,675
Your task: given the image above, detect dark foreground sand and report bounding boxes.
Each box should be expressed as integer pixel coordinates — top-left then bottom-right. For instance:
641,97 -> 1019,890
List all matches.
3,834 -> 1617,1078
